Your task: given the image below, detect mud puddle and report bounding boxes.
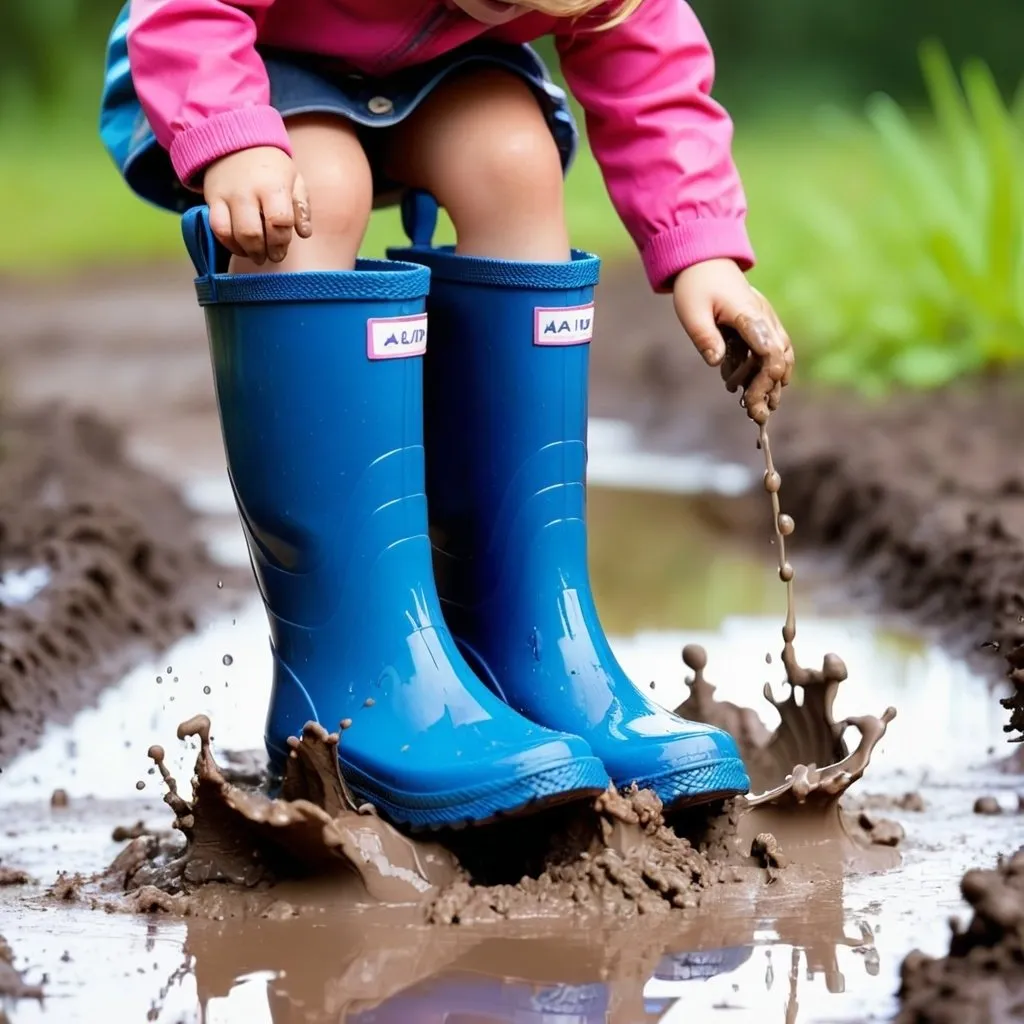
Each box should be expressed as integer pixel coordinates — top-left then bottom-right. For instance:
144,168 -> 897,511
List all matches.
0,474 -> 1020,1023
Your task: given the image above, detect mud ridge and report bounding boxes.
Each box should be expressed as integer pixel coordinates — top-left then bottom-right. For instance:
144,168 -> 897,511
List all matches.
0,405 -> 237,766
896,846 -> 1024,1023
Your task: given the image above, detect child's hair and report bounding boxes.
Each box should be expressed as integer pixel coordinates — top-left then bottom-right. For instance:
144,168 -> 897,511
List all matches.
520,0 -> 645,29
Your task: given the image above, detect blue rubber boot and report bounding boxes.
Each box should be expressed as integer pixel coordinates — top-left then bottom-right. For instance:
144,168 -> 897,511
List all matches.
182,208 -> 608,830
390,197 -> 750,812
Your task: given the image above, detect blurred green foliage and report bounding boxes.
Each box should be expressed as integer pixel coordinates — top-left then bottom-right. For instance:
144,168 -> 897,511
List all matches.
751,42 -> 1024,393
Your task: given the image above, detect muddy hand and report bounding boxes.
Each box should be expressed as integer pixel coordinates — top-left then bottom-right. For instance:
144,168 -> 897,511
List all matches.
719,291 -> 793,424
673,262 -> 794,425
203,146 -> 312,265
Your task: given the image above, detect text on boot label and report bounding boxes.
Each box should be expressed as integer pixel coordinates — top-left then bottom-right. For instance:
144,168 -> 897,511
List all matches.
366,314 -> 428,360
534,304 -> 595,346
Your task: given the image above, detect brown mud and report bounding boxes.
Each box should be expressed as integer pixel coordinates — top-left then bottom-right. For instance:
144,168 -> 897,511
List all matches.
0,932 -> 41,1001
0,406 -> 233,766
896,847 -> 1024,1023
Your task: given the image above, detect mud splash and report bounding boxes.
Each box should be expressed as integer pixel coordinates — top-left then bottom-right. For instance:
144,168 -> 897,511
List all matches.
120,626 -> 901,921
897,847 -> 1024,1023
117,716 -> 760,922
132,715 -> 460,904
677,644 -> 901,871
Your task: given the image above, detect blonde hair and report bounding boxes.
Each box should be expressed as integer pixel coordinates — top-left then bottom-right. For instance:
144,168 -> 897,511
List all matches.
519,0 -> 645,29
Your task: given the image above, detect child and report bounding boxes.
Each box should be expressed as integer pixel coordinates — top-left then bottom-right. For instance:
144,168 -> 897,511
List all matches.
100,0 -> 794,830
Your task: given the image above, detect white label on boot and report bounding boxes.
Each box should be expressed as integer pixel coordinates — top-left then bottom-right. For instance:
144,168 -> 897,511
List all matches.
534,304 -> 595,346
366,314 -> 428,359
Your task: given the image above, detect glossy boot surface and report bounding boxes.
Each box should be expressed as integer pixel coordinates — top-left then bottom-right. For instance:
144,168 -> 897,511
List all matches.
390,231 -> 749,811
183,208 -> 608,830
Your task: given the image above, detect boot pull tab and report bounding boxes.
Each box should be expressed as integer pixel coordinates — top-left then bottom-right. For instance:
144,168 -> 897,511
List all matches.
181,205 -> 230,290
401,190 -> 440,249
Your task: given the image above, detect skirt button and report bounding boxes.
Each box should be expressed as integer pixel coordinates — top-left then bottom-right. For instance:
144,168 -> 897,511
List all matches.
368,96 -> 394,115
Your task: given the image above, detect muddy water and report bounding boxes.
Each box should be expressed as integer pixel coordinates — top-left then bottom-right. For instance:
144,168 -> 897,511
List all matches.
0,439 -> 1019,1023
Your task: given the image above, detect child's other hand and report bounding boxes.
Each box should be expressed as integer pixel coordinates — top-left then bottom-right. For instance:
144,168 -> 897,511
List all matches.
203,147 -> 312,264
672,259 -> 794,424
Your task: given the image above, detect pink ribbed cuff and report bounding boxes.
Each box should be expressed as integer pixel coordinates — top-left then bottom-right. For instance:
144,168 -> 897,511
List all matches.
641,218 -> 756,292
169,106 -> 292,188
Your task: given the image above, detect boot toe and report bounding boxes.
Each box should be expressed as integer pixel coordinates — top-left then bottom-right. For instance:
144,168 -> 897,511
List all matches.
602,717 -> 750,811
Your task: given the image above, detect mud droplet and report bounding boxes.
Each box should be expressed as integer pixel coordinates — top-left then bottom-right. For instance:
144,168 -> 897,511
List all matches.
156,676 -> 163,685
339,718 -> 353,730
973,795 -> 1002,815
764,470 -> 781,493
777,514 -> 795,536
135,781 -> 145,791
364,697 -> 375,708
779,563 -> 794,583
222,654 -> 233,666
166,666 -> 173,674
50,789 -> 69,809
203,686 -> 211,695
217,580 -> 224,589
649,680 -> 656,689
765,652 -> 773,665
681,643 -> 707,673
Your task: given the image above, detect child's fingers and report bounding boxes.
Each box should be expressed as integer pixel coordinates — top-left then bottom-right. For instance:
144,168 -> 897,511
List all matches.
208,200 -> 247,259
260,185 -> 294,264
721,307 -> 786,424
229,195 -> 268,264
292,174 -> 312,239
677,304 -> 726,367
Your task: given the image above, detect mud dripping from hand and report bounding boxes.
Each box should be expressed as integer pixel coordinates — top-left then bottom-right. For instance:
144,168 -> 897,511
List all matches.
676,419 -> 900,869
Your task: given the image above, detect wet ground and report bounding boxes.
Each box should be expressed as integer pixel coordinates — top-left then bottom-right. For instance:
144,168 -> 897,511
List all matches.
1,455 -> 1019,1022
0,266 -> 1021,1023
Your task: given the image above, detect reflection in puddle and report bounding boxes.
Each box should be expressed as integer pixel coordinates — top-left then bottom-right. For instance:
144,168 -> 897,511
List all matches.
0,472 -> 1018,1024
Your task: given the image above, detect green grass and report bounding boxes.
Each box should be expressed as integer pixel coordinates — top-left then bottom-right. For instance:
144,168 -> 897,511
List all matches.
8,100 -> 878,277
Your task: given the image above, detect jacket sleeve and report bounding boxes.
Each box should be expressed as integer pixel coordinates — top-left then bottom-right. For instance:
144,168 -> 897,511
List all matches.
127,0 -> 291,189
555,0 -> 754,291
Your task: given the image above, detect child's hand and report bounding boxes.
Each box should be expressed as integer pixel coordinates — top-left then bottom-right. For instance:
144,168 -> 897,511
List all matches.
203,147 -> 312,264
672,259 -> 794,424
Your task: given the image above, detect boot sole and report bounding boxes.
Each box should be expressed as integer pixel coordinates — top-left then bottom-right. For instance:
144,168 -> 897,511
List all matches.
629,756 -> 750,814
343,754 -> 610,831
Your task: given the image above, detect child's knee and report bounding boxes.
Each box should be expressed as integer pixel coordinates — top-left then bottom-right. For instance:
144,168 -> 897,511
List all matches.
458,120 -> 565,225
286,114 -> 373,254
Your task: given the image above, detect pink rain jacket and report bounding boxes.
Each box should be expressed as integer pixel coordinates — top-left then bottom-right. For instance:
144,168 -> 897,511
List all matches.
126,0 -> 754,288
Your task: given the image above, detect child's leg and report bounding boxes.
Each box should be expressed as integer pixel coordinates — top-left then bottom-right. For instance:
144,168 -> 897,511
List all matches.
230,114 -> 373,274
384,70 -> 569,262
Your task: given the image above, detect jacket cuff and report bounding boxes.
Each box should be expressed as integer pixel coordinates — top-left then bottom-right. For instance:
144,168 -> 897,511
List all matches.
641,218 -> 756,292
169,106 -> 292,188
